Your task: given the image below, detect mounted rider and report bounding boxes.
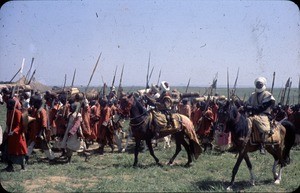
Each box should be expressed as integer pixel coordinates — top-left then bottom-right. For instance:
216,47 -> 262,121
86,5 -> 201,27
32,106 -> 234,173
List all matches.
143,81 -> 174,138
243,77 -> 275,155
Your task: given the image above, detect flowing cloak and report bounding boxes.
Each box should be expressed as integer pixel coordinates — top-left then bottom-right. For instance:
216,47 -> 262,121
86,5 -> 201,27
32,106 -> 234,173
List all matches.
191,107 -> 203,127
197,107 -> 214,137
90,103 -> 100,140
81,104 -> 92,138
61,112 -> 83,151
98,106 -> 113,145
6,109 -> 28,155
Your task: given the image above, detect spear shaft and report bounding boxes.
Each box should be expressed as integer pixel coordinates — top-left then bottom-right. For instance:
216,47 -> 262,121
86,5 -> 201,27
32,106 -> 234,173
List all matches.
71,69 -> 76,88
85,52 -> 102,94
185,78 -> 191,93
271,72 -> 275,94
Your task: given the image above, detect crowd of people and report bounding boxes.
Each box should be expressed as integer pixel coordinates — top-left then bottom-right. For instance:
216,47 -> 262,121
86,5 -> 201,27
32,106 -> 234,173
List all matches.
0,77 -> 299,172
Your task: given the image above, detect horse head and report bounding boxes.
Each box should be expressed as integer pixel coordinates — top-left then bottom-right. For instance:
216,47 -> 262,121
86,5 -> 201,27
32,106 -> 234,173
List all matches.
119,93 -> 134,117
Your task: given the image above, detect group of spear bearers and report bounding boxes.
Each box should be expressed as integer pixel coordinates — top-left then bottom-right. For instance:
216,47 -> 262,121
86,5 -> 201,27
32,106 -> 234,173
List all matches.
1,54 -> 299,172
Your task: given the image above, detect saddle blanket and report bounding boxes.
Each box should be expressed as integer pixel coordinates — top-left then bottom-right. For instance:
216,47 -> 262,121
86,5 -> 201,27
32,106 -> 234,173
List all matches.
250,123 -> 281,145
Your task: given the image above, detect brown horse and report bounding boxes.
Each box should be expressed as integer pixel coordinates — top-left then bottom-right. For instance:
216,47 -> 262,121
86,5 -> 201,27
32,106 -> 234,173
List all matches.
119,93 -> 202,167
217,101 -> 295,191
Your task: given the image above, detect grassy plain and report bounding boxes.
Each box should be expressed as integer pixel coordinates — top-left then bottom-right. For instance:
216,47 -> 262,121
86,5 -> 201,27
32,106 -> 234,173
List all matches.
0,87 -> 299,192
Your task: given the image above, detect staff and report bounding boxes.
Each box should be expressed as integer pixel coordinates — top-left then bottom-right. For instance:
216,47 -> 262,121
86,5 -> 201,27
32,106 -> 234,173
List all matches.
9,58 -> 25,134
85,52 -> 102,94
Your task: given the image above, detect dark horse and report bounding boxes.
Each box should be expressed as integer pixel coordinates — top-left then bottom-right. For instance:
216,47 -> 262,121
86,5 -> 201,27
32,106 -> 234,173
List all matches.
119,94 -> 202,167
217,101 -> 295,190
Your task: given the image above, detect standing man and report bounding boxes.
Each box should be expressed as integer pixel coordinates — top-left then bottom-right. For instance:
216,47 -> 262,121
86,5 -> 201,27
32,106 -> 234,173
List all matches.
27,94 -> 56,163
244,77 -> 275,154
2,98 -> 28,172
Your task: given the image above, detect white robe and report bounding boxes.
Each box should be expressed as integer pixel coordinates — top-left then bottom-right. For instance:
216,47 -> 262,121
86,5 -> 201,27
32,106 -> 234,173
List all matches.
61,112 -> 84,151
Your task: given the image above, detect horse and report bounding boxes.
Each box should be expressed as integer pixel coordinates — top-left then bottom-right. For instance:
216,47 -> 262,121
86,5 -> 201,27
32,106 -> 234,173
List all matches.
119,93 -> 202,167
217,101 -> 295,191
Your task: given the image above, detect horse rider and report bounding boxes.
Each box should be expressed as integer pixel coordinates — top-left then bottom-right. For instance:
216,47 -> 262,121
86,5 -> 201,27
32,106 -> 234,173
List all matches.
243,77 -> 275,155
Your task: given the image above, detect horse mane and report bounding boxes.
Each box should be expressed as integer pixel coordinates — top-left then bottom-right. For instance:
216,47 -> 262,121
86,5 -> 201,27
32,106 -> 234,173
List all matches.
132,95 -> 148,115
226,103 -> 249,139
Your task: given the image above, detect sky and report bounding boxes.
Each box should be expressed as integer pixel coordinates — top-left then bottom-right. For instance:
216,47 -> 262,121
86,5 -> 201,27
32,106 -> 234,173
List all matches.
0,0 -> 299,88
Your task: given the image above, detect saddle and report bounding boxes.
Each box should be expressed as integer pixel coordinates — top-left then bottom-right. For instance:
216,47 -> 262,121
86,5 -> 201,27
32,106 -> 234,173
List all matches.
250,121 -> 282,145
151,110 -> 181,133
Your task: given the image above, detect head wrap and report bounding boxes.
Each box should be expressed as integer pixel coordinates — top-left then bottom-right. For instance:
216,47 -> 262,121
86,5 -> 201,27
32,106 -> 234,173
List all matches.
160,81 -> 170,91
254,77 -> 267,93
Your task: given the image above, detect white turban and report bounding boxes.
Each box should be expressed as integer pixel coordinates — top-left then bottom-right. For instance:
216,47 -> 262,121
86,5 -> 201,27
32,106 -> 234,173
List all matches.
254,77 -> 267,93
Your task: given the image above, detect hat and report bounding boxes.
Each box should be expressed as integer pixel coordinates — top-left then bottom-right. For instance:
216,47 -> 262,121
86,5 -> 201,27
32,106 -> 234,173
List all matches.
161,81 -> 170,91
254,77 -> 267,86
150,84 -> 160,93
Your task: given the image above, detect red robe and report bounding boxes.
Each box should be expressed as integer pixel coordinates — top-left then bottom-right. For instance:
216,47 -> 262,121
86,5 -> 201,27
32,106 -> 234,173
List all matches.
6,109 -> 28,155
197,107 -> 214,137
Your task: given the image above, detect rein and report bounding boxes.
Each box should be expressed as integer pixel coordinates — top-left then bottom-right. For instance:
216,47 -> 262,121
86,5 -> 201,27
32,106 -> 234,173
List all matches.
129,111 -> 148,127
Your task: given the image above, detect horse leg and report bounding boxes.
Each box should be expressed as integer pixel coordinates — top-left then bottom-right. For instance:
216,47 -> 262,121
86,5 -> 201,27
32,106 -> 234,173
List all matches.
133,140 -> 141,167
274,164 -> 283,185
145,139 -> 161,166
167,134 -> 182,166
243,153 -> 255,186
227,153 -> 244,191
181,138 -> 193,167
272,160 -> 279,180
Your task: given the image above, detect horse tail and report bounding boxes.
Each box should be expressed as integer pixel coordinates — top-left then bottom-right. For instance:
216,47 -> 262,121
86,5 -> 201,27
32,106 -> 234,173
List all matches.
179,115 -> 202,159
281,120 -> 296,165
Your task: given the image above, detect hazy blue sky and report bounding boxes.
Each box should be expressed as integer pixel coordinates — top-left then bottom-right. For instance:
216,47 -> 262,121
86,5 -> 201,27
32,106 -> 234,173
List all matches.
0,0 -> 299,88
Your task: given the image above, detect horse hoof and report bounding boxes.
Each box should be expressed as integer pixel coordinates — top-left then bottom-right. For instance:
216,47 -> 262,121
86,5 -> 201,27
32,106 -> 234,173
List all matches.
226,186 -> 233,191
274,179 -> 281,185
157,163 -> 163,167
184,163 -> 191,168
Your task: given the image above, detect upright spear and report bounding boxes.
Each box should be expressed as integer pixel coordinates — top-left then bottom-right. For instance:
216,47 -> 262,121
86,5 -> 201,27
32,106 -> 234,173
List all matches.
117,64 -> 124,99
185,78 -> 191,93
9,58 -> 25,133
270,72 -> 275,94
146,52 -> 151,89
27,69 -> 36,85
280,77 -> 290,104
286,79 -> 292,106
85,52 -> 102,94
71,69 -> 76,88
25,57 -> 34,84
156,68 -> 161,86
111,66 -> 118,89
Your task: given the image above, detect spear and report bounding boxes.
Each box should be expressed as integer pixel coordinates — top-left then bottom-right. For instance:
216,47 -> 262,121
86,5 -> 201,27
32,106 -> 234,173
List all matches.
111,66 -> 118,90
62,74 -> 67,92
117,64 -> 124,99
231,68 -> 239,97
9,67 -> 22,83
9,58 -> 25,133
25,57 -> 34,84
156,68 -> 161,86
185,78 -> 191,93
270,71 -> 275,94
146,52 -> 151,89
85,52 -> 102,94
27,69 -> 36,85
71,68 -> 76,88
286,79 -> 292,106
280,77 -> 290,104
